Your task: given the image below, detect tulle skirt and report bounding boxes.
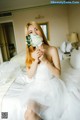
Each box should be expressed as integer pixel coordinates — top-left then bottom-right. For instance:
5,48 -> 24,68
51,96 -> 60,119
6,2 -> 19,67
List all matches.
21,76 -> 69,120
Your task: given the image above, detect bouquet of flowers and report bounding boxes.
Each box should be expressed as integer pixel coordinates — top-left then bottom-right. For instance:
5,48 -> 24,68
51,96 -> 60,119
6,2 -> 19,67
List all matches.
26,34 -> 43,48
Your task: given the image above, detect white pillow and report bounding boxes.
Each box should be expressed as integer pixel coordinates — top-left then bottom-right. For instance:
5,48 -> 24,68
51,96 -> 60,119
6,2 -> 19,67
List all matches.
70,49 -> 80,69
66,43 -> 72,52
10,51 -> 26,67
60,41 -> 72,53
60,41 -> 66,53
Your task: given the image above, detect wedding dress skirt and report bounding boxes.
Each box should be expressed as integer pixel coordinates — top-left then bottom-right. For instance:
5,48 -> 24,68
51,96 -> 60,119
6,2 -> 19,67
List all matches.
0,61 -> 80,120
20,63 -> 80,120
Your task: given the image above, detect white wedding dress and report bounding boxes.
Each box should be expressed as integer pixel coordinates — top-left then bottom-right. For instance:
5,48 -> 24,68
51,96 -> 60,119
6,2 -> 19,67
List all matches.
20,62 -> 80,120
0,61 -> 80,120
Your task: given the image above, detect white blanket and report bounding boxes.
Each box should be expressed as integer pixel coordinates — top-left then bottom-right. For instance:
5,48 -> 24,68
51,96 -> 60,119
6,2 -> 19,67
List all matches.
0,62 -> 26,119
0,61 -> 32,120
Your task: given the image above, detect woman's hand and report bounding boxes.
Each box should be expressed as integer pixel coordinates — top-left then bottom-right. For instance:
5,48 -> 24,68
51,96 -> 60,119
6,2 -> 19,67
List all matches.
39,51 -> 47,62
38,45 -> 47,62
31,49 -> 43,61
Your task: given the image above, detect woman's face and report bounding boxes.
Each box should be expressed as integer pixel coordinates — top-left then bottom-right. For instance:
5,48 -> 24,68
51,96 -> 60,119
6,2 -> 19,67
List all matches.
28,25 -> 43,37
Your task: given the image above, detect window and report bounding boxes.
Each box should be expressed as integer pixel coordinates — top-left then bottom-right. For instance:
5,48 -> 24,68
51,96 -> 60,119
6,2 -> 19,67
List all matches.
39,22 -> 49,40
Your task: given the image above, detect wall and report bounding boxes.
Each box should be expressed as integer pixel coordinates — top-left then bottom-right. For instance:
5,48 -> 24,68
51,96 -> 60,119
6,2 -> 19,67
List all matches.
68,4 -> 80,40
0,5 -> 69,53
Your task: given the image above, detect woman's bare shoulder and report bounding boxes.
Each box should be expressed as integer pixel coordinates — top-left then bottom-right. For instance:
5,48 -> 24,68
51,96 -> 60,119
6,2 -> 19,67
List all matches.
49,45 -> 58,54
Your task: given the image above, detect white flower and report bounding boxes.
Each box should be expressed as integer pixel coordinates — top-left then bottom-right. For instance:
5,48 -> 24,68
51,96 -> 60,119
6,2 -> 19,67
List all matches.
30,34 -> 43,47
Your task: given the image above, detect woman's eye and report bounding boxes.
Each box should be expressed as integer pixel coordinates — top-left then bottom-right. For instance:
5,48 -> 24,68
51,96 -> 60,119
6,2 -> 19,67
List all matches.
29,31 -> 32,34
35,28 -> 38,31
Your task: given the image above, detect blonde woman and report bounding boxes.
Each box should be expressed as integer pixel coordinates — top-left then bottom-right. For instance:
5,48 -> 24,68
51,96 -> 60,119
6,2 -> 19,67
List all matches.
23,21 -> 80,120
25,21 -> 61,78
24,21 -> 63,120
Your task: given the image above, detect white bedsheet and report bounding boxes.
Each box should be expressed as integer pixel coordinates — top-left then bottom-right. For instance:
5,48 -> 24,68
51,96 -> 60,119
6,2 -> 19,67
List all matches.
61,59 -> 80,101
0,62 -> 18,114
0,62 -> 31,120
1,82 -> 27,120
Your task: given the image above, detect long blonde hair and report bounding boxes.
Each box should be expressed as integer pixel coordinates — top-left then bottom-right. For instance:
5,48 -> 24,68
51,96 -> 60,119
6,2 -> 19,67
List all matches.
25,21 -> 49,68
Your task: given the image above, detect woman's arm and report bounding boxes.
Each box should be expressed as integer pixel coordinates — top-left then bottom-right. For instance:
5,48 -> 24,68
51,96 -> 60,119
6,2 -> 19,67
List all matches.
26,60 -> 38,78
45,47 -> 61,78
26,49 -> 43,78
39,46 -> 61,78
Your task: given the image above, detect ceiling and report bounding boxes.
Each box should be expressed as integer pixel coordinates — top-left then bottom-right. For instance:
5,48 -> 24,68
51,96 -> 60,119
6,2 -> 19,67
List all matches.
0,0 -> 50,13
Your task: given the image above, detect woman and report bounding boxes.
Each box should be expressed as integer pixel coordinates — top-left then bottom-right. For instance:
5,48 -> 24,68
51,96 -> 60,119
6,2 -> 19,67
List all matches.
25,21 -> 61,79
23,21 -> 80,120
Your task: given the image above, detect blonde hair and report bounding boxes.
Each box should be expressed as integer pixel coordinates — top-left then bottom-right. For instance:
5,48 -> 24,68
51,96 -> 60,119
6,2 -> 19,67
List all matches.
25,21 -> 49,68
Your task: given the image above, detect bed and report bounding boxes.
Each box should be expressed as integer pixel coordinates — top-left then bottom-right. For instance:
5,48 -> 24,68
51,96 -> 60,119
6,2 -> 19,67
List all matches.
0,51 -> 30,120
0,49 -> 80,120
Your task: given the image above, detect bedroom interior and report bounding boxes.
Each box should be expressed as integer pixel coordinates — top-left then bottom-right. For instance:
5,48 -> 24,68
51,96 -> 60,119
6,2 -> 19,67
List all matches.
0,4 -> 80,62
0,0 -> 80,120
